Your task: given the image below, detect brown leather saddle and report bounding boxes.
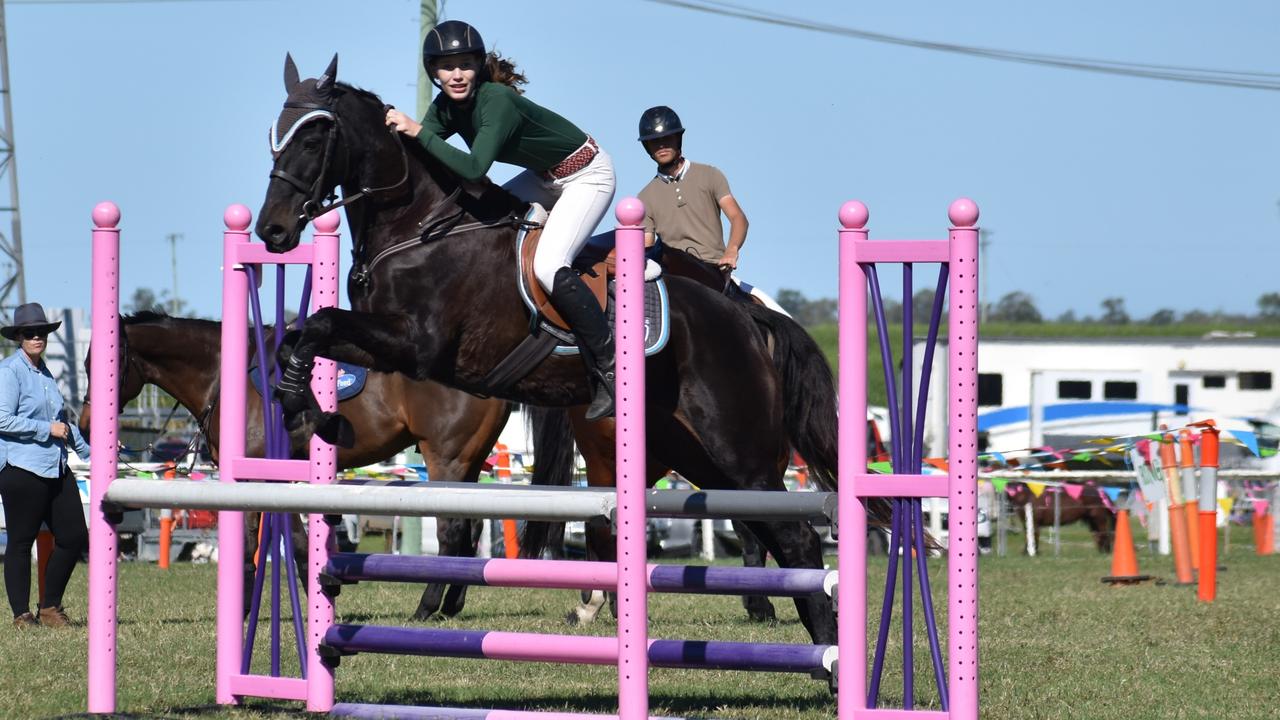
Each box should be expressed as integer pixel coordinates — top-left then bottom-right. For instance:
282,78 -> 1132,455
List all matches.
519,226 -> 617,331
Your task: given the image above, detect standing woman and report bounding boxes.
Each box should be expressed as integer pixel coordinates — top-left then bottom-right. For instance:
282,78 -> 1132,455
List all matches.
386,20 -> 618,420
0,303 -> 89,628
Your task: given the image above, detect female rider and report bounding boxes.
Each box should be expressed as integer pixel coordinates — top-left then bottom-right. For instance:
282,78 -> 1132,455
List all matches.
385,20 -> 617,420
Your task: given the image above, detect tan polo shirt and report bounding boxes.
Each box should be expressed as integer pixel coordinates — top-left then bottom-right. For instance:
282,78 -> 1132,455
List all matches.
638,161 -> 732,262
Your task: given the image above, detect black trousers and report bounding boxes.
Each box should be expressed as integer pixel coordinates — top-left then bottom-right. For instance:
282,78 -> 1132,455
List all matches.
0,464 -> 88,617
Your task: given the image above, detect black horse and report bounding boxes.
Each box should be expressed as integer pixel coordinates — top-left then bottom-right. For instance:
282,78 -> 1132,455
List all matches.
254,56 -> 872,645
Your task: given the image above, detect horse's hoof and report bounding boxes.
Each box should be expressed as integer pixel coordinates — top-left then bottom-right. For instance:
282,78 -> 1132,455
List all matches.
564,611 -> 581,626
746,610 -> 778,624
316,412 -> 356,448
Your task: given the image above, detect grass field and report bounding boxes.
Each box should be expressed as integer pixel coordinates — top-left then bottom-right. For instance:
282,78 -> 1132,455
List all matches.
0,527 -> 1276,720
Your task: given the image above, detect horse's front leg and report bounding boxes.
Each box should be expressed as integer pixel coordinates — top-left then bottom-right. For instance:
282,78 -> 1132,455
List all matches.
276,308 -> 421,446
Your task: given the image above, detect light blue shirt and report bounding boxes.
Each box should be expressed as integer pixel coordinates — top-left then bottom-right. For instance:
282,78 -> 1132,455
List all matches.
0,351 -> 90,477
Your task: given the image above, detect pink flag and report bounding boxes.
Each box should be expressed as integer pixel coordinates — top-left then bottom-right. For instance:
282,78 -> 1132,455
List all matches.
1063,484 -> 1085,501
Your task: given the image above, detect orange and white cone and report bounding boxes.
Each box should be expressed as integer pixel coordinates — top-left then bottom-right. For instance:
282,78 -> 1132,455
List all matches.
1102,509 -> 1151,584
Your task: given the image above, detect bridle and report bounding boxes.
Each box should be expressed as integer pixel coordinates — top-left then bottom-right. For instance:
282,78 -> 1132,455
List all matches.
269,99 -> 411,238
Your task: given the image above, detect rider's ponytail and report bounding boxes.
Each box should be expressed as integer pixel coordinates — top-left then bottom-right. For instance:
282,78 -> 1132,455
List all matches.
484,52 -> 528,94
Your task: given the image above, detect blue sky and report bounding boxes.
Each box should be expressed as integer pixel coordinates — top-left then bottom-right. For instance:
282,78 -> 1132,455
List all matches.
6,0 -> 1279,320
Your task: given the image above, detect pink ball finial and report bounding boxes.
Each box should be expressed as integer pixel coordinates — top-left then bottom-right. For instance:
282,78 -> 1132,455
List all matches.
615,197 -> 645,226
313,209 -> 342,233
92,201 -> 120,229
224,204 -> 252,232
948,197 -> 979,228
838,200 -> 869,230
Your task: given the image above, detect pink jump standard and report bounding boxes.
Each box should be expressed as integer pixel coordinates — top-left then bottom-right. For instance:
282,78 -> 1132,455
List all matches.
837,199 -> 981,719
86,204 -> 342,713
87,202 -> 122,713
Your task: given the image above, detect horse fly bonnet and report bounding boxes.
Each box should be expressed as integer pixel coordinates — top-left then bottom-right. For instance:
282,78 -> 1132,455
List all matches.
269,53 -> 338,157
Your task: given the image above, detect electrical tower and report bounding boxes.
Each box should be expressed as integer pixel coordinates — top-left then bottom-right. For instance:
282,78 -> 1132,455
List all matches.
0,0 -> 25,322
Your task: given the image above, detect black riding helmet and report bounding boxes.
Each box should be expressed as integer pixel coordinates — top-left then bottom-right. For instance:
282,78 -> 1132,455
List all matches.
637,106 -> 684,142
423,20 -> 486,69
422,21 -> 488,92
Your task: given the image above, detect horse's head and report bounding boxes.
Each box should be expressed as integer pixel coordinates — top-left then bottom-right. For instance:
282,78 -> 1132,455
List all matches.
79,316 -> 149,439
258,54 -> 412,253
256,53 -> 348,252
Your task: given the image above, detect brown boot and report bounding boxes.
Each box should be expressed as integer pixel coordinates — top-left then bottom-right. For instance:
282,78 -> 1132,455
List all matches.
37,606 -> 71,628
12,612 -> 37,629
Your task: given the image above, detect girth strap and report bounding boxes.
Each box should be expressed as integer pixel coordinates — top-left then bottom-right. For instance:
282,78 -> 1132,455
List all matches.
477,327 -> 560,397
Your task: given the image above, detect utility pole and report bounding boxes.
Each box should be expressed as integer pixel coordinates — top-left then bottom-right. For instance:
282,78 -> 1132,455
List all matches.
167,233 -> 182,314
978,228 -> 993,323
417,0 -> 440,118
0,0 -> 26,321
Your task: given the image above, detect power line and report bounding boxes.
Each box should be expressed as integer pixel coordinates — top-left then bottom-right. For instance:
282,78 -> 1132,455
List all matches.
9,0 -> 258,5
646,0 -> 1280,91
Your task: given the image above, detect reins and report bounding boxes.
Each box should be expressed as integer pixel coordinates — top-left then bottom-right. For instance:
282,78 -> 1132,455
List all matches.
270,101 -> 411,235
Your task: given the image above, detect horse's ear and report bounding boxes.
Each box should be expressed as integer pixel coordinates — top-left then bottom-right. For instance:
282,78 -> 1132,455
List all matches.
316,54 -> 338,93
283,53 -> 300,91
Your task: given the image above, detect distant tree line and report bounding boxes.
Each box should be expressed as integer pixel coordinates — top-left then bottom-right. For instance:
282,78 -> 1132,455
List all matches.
776,288 -> 1280,328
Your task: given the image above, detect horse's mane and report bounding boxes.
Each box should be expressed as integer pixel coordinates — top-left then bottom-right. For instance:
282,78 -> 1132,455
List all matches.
334,82 -> 525,220
123,310 -> 171,325
123,310 -> 219,331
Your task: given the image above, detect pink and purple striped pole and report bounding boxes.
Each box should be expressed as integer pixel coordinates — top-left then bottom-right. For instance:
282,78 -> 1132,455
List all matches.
946,198 -> 980,719
307,210 -> 342,711
216,204 -> 253,704
87,201 -> 122,713
836,200 -> 870,718
613,198 -> 648,719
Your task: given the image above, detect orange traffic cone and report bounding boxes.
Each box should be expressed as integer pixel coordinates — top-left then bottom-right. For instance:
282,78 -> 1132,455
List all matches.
1102,509 -> 1152,584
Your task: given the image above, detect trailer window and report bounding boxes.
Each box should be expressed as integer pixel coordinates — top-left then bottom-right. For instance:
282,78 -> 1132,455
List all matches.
1057,380 -> 1091,400
977,374 -> 1003,406
1239,372 -> 1273,391
1202,375 -> 1226,389
1104,381 -> 1138,400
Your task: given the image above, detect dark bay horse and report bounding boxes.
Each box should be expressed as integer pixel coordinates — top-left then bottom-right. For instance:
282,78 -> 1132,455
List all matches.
78,312 -> 510,618
253,57 -> 878,645
1007,484 -> 1115,553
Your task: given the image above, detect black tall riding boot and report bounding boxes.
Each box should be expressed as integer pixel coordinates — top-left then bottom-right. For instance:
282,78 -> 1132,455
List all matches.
548,267 -> 615,420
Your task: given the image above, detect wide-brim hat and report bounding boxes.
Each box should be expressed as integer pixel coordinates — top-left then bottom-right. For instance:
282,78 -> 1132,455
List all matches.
1,302 -> 61,341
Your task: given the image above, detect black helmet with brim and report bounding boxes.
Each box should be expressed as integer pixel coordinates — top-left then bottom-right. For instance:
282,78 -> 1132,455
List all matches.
638,105 -> 685,141
423,20 -> 486,69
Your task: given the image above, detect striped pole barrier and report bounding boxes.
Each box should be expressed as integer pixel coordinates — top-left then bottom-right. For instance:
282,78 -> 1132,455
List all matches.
1159,434 -> 1194,585
1197,423 -> 1219,602
1179,431 -> 1200,570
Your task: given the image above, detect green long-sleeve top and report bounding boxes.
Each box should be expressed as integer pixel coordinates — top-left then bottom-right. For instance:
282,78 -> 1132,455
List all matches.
418,82 -> 588,181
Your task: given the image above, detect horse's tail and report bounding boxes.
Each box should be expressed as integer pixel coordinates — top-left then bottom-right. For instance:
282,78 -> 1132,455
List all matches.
742,303 -> 894,527
518,405 -> 574,559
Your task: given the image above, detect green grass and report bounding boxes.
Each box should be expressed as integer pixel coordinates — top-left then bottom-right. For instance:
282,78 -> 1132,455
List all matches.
1,527 -> 1276,719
